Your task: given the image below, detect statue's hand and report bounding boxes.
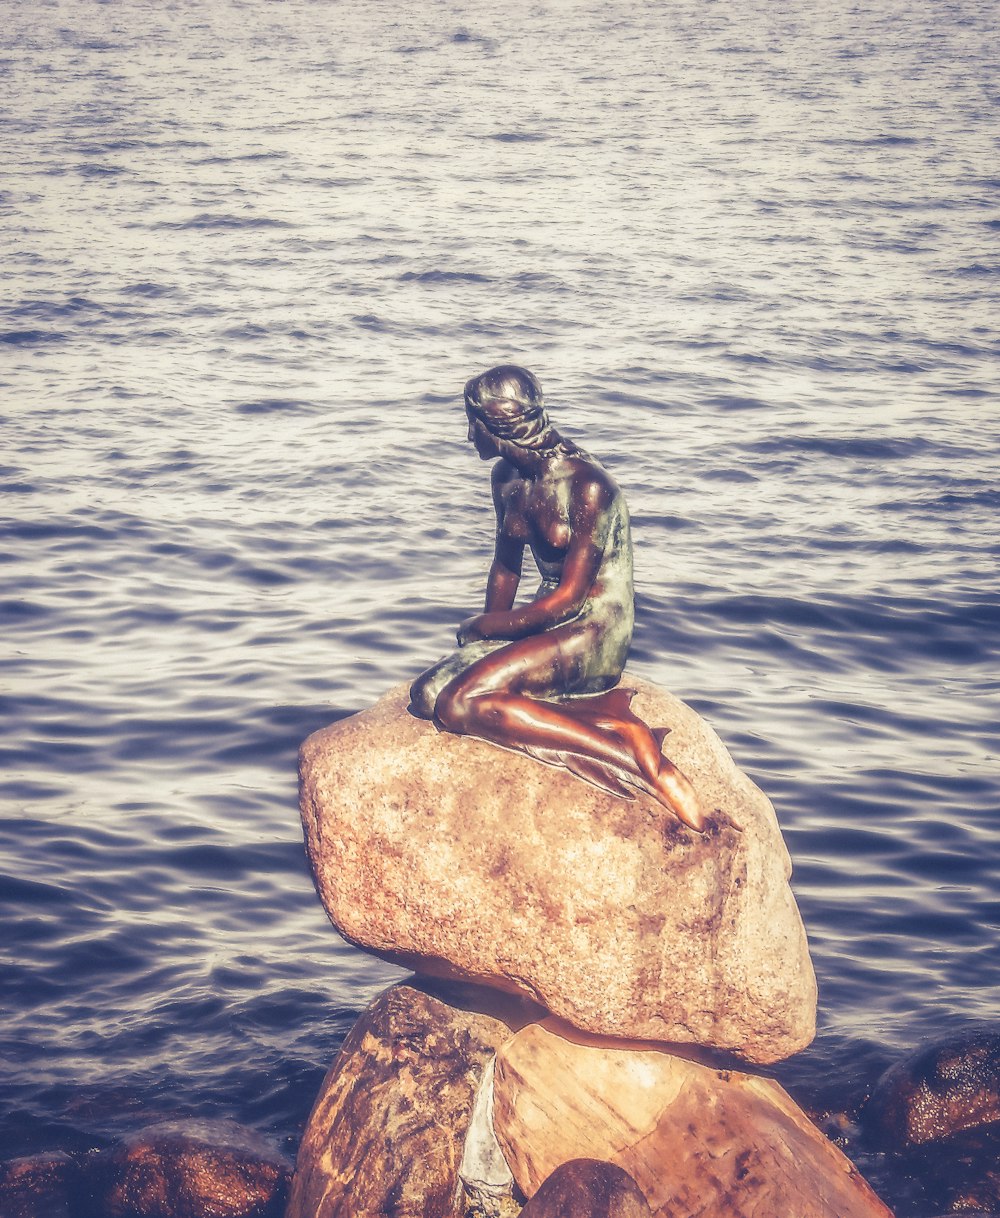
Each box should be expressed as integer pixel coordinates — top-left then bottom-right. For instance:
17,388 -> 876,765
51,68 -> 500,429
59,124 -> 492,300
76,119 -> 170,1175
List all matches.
457,615 -> 488,646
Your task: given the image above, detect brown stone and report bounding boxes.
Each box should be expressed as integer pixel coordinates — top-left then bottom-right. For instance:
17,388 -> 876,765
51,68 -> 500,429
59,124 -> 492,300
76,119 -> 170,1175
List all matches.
299,675 -> 815,1065
101,1119 -> 290,1218
519,1159 -> 652,1218
864,1029 -> 1000,1149
285,979 -> 537,1218
492,1022 -> 894,1218
0,1152 -> 79,1218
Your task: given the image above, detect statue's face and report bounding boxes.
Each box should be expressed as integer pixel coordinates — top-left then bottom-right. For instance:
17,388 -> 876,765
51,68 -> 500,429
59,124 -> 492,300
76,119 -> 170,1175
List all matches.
467,409 -> 500,461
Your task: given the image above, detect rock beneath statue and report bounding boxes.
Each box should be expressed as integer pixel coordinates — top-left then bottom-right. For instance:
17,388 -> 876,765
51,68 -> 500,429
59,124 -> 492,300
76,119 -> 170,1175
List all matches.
519,1159 -> 652,1218
286,979 -> 538,1218
0,1151 -> 80,1218
101,1119 -> 290,1218
299,675 -> 815,1064
492,1021 -> 894,1218
863,1029 -> 1000,1149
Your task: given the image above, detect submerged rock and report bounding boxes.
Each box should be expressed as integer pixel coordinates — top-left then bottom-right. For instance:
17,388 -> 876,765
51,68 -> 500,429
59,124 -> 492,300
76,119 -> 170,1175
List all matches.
100,1119 -> 290,1218
286,979 -> 537,1218
864,1029 -> 1000,1149
492,1021 -> 894,1218
899,1123 -> 1000,1214
0,1151 -> 80,1218
299,675 -> 815,1064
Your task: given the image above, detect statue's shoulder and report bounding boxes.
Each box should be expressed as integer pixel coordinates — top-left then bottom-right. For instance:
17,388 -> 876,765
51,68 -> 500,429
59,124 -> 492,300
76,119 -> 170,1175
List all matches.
491,457 -> 521,494
490,458 -> 523,514
565,452 -> 622,508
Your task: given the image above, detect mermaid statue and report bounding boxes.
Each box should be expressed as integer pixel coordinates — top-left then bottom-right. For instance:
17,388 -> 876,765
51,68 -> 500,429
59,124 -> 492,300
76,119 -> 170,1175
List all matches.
409,365 -> 705,832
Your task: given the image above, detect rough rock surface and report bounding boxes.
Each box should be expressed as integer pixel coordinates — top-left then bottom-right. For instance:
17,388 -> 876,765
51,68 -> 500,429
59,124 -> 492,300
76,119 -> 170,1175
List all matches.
299,675 -> 815,1064
864,1029 -> 1000,1149
492,1021 -> 894,1218
898,1124 -> 1000,1214
286,979 -> 537,1218
0,1151 -> 80,1218
101,1119 -> 290,1218
519,1159 -> 652,1218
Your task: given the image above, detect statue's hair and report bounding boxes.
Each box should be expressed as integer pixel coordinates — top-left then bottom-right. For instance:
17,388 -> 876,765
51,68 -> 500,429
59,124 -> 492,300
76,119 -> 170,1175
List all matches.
464,365 -> 556,452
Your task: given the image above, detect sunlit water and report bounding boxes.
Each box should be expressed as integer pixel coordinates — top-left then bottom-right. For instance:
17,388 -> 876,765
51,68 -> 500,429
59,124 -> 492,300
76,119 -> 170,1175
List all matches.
3,0 -> 998,1208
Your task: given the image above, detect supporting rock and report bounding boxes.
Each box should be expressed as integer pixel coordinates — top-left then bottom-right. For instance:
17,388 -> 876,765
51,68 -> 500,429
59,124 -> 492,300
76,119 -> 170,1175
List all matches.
492,1021 -> 894,1218
286,980 -> 537,1218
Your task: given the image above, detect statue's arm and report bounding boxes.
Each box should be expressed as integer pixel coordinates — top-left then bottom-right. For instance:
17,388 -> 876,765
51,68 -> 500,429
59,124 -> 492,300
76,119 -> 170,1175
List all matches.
484,463 -> 523,613
485,539 -> 523,613
460,473 -> 612,644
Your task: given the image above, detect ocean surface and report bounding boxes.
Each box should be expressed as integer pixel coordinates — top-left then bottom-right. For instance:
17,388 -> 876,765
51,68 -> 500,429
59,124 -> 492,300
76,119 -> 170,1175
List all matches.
3,0 -> 998,1209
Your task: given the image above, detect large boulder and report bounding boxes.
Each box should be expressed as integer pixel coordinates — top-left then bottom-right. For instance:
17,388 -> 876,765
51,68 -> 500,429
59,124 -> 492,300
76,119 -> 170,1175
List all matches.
492,1021 -> 894,1218
299,675 -> 816,1064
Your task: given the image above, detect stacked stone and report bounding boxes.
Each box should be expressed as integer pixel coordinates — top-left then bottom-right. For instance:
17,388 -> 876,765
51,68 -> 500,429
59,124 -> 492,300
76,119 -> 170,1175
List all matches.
288,677 -> 893,1218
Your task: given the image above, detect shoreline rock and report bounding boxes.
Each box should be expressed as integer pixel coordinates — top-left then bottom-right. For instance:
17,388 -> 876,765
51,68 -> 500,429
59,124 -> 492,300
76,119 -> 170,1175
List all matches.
518,1159 -> 652,1217
100,1119 -> 290,1218
864,1030 -> 1000,1149
0,1151 -> 80,1218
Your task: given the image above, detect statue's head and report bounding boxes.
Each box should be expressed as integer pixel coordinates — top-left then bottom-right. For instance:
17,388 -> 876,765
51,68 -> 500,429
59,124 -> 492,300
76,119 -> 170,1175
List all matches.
464,365 -> 555,453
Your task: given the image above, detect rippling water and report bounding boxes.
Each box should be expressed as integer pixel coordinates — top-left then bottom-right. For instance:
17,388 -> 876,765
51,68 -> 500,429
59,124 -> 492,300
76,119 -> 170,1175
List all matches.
3,0 -> 998,1206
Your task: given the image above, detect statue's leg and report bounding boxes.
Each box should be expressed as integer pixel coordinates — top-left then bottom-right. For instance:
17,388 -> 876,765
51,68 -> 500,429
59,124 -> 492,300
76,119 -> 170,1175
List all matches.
563,687 -> 664,783
409,639 -> 508,719
560,688 -> 702,829
432,628 -> 704,830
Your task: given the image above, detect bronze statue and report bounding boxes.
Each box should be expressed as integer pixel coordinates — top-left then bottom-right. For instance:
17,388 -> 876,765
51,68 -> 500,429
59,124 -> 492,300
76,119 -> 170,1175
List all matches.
410,366 -> 704,831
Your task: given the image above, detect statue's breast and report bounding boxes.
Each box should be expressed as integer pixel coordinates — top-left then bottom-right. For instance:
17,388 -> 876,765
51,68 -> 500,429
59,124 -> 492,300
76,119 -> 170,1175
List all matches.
528,479 -> 572,548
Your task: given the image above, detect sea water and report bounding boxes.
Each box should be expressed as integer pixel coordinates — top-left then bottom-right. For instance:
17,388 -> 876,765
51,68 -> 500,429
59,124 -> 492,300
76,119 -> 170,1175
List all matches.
2,0 -> 998,1205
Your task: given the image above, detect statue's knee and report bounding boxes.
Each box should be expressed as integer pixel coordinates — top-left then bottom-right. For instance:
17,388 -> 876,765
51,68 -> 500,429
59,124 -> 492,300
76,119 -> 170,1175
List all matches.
434,684 -> 471,733
408,672 -> 436,719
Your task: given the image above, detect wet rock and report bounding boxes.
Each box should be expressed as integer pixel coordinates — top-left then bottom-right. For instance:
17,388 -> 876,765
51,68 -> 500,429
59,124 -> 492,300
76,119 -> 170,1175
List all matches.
864,1029 -> 1000,1149
518,1159 -> 652,1217
101,1119 -> 290,1218
897,1123 -> 1000,1215
286,979 -> 536,1218
299,675 -> 816,1064
0,1151 -> 80,1218
492,1020 -> 894,1218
